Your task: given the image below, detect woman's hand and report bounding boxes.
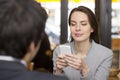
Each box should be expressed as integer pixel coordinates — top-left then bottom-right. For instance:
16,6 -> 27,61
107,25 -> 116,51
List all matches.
55,55 -> 68,75
64,54 -> 89,77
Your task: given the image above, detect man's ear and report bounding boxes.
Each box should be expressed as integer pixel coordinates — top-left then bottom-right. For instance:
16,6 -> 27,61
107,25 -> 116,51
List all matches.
23,41 -> 36,63
28,41 -> 41,55
23,41 -> 41,63
27,41 -> 35,53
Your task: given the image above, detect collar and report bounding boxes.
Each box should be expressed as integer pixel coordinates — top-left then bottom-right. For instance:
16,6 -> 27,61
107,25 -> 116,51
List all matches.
0,55 -> 27,67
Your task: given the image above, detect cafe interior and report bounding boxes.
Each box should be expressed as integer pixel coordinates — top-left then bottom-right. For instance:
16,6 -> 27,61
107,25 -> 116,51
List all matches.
32,0 -> 120,80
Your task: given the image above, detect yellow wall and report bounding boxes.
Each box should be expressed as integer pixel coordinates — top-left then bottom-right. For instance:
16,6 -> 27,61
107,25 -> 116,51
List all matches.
112,0 -> 120,2
36,0 -> 80,3
36,0 -> 120,2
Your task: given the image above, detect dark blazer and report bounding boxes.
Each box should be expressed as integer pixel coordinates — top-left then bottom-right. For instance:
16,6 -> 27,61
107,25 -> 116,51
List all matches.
0,60 -> 68,80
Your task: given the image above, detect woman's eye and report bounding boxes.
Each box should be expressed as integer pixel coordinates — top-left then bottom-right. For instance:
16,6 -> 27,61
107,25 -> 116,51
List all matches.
80,21 -> 88,26
81,23 -> 87,26
70,23 -> 76,26
71,24 -> 75,26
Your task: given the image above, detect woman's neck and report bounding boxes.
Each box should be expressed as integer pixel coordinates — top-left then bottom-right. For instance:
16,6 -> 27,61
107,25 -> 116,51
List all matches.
74,40 -> 91,55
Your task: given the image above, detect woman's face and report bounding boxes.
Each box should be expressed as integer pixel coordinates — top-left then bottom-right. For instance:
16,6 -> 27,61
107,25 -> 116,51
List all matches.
70,11 -> 93,42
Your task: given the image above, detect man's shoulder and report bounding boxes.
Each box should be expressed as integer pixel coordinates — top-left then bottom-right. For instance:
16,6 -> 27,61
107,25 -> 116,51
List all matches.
23,71 -> 68,80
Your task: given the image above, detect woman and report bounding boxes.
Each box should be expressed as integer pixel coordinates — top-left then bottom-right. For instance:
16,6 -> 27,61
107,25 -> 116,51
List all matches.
52,6 -> 113,80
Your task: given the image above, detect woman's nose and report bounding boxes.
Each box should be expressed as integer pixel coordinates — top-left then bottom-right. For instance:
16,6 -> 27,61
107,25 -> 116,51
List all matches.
75,24 -> 81,30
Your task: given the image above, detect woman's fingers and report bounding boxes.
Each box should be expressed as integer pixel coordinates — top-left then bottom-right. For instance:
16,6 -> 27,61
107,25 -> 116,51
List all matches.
64,54 -> 82,70
56,61 -> 67,69
56,55 -> 67,69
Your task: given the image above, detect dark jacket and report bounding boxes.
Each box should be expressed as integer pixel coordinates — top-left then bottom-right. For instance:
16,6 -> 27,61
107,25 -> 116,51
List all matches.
0,60 -> 68,80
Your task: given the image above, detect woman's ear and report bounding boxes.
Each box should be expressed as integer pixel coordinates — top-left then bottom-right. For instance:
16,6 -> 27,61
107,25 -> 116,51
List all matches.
91,28 -> 94,33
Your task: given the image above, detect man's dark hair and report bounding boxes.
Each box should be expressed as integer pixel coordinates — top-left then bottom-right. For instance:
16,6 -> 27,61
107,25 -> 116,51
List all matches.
0,0 -> 48,59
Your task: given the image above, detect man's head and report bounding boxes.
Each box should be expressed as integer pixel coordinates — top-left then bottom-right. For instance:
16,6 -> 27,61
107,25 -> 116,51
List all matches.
0,0 -> 48,59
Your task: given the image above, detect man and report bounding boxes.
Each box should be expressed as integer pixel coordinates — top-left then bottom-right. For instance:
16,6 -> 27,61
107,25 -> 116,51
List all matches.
0,0 -> 68,80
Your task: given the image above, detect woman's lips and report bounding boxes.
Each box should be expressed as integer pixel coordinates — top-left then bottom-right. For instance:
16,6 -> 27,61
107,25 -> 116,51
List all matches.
75,33 -> 83,37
